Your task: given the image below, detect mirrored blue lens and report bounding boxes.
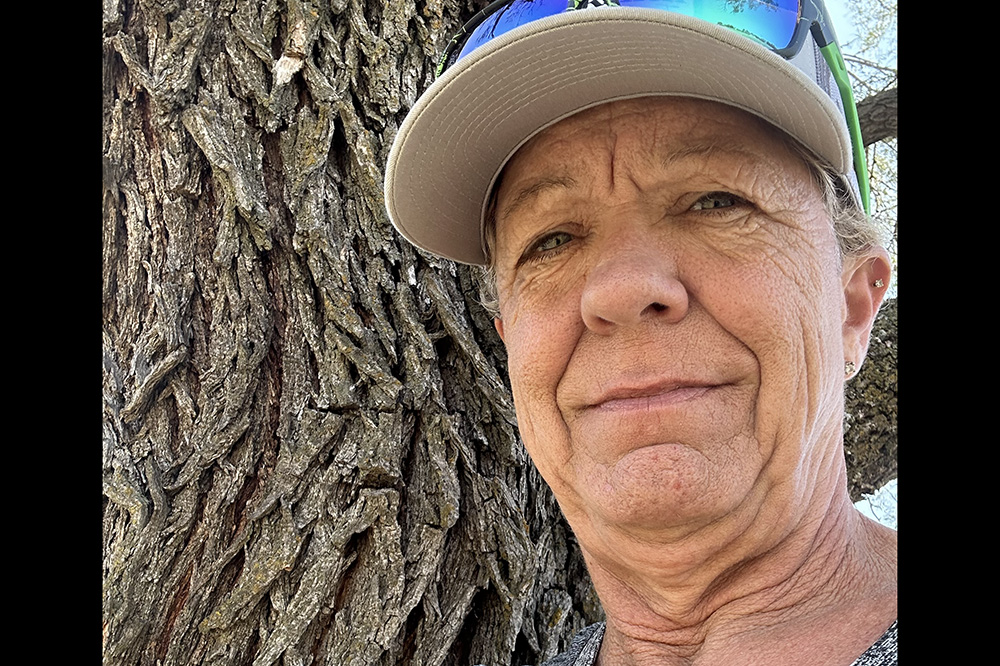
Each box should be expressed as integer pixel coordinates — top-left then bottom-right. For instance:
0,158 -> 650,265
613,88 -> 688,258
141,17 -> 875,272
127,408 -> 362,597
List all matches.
458,0 -> 568,59
456,0 -> 800,62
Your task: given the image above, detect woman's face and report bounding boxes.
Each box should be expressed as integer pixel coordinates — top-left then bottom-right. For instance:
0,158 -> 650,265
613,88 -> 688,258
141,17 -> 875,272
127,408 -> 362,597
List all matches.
492,97 -> 878,547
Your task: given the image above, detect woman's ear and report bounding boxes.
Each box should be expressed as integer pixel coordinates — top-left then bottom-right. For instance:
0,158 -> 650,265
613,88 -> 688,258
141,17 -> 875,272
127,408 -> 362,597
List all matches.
842,247 -> 892,373
494,317 -> 506,344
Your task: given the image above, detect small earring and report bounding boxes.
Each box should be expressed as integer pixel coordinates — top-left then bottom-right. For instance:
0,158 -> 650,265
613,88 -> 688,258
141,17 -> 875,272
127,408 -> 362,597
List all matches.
845,361 -> 855,377
873,279 -> 884,288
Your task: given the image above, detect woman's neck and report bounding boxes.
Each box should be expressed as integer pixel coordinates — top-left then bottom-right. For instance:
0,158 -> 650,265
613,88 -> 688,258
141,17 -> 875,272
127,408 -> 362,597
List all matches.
583,484 -> 897,666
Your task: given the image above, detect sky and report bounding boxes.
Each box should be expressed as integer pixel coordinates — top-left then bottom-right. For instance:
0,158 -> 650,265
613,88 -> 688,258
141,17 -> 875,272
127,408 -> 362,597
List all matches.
854,479 -> 897,529
828,0 -> 859,45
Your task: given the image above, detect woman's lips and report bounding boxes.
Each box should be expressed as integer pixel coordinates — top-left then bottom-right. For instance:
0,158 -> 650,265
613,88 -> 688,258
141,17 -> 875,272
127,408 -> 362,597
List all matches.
587,382 -> 718,413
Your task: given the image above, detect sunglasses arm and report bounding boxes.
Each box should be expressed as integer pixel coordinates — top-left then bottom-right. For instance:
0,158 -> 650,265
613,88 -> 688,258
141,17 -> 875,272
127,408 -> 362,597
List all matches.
819,40 -> 871,215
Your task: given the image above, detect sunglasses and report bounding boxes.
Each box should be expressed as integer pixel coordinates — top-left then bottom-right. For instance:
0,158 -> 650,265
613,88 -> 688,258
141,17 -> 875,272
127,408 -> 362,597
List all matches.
436,0 -> 870,214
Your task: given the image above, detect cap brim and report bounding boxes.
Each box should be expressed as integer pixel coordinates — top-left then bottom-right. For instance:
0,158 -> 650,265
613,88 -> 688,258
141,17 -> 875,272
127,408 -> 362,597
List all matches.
385,8 -> 853,265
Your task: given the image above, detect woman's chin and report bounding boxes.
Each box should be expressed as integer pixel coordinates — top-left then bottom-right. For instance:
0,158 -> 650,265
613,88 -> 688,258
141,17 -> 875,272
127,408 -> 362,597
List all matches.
572,443 -> 756,537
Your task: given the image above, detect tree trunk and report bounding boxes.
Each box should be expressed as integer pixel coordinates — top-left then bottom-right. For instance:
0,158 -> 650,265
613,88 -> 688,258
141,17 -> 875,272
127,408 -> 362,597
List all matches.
845,298 -> 897,499
102,2 -> 895,664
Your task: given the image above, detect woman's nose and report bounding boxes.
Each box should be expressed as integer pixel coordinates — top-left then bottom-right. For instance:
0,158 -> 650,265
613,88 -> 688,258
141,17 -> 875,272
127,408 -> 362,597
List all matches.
580,239 -> 689,334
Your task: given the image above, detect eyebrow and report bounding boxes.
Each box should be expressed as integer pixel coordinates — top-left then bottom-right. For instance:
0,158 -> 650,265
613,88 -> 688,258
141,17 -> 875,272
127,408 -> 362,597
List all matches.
660,142 -> 760,168
497,175 -> 577,221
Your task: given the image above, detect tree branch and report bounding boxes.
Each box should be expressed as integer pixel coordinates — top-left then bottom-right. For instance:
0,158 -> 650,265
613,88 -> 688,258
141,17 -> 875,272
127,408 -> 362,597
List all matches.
857,87 -> 897,147
844,53 -> 897,77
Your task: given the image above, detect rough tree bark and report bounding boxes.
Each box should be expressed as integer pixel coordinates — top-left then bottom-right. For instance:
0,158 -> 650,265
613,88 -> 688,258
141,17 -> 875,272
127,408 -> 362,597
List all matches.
857,86 -> 897,148
845,298 -> 897,499
102,1 -> 897,665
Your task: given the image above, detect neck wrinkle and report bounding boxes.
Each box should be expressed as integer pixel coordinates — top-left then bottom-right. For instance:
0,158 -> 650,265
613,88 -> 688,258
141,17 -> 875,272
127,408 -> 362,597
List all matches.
586,476 -> 880,665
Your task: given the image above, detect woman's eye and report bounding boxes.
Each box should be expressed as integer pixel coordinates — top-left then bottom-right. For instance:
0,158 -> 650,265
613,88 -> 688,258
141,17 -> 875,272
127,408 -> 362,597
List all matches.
691,192 -> 746,211
534,231 -> 573,253
516,229 -> 577,267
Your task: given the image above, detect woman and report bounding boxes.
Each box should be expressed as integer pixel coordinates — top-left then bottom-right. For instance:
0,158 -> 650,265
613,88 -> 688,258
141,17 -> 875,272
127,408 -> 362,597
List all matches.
384,2 -> 896,664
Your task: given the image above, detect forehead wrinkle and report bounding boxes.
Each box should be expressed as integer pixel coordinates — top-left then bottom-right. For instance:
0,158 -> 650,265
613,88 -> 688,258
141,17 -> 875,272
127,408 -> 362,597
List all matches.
660,142 -> 762,172
498,175 -> 577,222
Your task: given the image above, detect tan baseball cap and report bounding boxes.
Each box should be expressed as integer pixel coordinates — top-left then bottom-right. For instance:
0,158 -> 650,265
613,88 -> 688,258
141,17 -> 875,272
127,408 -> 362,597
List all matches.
384,7 -> 859,265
